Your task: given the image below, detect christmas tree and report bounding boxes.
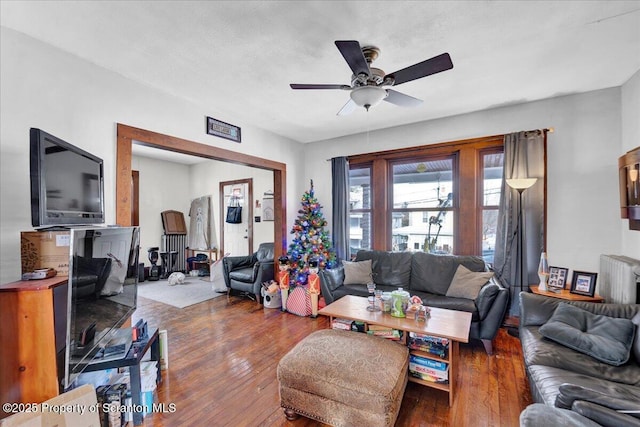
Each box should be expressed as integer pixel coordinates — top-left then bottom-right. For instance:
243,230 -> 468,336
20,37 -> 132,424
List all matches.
286,180 -> 337,286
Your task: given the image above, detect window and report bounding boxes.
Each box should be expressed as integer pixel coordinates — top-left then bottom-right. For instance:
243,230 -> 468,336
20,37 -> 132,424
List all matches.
391,158 -> 455,253
348,166 -> 372,259
347,135 -> 507,256
480,151 -> 504,264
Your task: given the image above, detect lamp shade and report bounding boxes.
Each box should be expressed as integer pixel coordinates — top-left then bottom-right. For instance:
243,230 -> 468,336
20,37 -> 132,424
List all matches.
506,178 -> 537,190
350,86 -> 388,110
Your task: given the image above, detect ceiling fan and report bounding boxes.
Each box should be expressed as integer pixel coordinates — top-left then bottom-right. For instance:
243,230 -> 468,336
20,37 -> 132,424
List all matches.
290,40 -> 453,115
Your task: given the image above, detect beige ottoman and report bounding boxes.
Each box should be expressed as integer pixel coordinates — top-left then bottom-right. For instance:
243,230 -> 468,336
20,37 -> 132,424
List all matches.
277,329 -> 409,427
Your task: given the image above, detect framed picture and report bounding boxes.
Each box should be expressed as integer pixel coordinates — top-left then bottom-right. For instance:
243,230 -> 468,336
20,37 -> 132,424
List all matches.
570,271 -> 598,297
206,116 -> 241,143
548,266 -> 569,290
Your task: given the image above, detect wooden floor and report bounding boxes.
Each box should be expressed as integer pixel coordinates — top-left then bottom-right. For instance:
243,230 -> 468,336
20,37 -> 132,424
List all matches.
133,294 -> 532,427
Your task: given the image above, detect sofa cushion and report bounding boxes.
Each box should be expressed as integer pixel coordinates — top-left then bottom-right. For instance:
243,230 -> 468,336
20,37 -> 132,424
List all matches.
520,403 -> 601,427
418,293 -> 480,321
520,326 -> 640,386
355,251 -> 412,288
526,364 -> 640,407
445,264 -> 494,300
539,303 -> 636,366
229,266 -> 255,282
410,252 -> 486,296
342,259 -> 373,285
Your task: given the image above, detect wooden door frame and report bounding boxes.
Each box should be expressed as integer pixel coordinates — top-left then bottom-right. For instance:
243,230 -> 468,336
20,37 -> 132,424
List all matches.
220,178 -> 253,255
115,124 -> 287,261
131,170 -> 139,226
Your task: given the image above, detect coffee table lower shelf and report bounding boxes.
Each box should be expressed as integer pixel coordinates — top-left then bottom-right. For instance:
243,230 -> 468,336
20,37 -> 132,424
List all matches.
318,295 -> 471,407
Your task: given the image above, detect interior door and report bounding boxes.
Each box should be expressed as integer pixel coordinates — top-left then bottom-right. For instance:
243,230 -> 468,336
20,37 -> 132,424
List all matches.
220,179 -> 253,256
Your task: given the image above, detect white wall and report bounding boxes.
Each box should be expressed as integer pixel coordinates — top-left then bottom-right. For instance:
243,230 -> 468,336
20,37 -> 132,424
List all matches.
621,69 -> 640,258
304,87 -> 630,276
131,155 -> 191,253
131,154 -> 274,263
0,27 -> 303,284
189,160 -> 274,251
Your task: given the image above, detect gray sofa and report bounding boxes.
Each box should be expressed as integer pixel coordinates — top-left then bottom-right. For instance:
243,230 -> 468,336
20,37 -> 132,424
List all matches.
518,292 -> 640,427
318,250 -> 509,354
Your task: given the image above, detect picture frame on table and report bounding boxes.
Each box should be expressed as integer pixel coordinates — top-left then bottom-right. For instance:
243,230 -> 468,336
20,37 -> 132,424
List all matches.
569,271 -> 598,297
548,266 -> 569,290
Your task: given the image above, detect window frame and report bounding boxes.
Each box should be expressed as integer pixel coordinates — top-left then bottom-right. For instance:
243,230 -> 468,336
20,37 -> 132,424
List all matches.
478,148 -> 505,262
347,163 -> 373,258
348,134 -> 507,256
388,154 -> 457,253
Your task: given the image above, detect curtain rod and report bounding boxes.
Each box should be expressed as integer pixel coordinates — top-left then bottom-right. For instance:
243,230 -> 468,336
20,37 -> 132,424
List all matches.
524,127 -> 554,135
326,127 -> 555,161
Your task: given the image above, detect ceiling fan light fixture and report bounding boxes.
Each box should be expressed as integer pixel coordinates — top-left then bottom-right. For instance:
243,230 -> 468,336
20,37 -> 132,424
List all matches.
350,86 -> 387,110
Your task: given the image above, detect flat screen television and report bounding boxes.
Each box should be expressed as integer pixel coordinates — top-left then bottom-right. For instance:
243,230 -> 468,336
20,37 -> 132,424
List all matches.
30,128 -> 105,228
64,226 -> 140,390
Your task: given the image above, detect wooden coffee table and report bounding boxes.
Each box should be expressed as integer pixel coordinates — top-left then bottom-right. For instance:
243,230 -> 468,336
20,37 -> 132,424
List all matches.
318,295 -> 472,406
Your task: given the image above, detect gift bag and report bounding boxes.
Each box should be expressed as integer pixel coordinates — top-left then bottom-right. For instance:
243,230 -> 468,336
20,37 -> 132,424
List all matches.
286,286 -> 312,317
225,196 -> 242,224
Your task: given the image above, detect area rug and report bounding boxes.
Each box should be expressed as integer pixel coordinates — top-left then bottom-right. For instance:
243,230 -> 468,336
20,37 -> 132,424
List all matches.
137,277 -> 226,308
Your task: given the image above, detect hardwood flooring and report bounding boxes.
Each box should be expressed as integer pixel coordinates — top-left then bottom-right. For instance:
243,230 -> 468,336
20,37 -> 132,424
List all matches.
133,294 -> 532,427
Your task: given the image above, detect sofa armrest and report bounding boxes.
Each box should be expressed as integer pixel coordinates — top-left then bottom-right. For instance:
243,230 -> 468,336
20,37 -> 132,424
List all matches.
572,401 -> 640,427
319,265 -> 345,305
475,277 -> 501,320
475,282 -> 509,342
519,291 -> 562,327
252,261 -> 275,293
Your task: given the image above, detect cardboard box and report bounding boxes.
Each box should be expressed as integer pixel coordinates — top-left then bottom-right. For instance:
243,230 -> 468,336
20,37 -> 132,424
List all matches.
21,230 -> 70,276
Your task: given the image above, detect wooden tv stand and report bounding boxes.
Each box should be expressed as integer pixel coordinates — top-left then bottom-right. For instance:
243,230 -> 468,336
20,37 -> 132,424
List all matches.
0,277 -> 68,418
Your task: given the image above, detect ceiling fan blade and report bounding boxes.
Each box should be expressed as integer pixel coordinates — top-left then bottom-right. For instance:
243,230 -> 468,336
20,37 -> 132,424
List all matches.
384,89 -> 423,107
290,84 -> 350,90
337,99 -> 357,116
335,40 -> 370,77
387,53 -> 453,86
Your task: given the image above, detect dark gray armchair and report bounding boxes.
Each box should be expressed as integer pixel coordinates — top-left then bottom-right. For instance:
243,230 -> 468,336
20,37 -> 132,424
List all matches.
222,242 -> 275,302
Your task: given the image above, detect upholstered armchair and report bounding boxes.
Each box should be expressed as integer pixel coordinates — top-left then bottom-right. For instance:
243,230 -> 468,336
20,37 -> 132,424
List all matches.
222,242 -> 275,302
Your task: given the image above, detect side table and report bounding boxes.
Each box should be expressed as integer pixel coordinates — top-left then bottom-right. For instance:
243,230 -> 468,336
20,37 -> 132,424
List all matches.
82,328 -> 161,425
530,285 -> 604,303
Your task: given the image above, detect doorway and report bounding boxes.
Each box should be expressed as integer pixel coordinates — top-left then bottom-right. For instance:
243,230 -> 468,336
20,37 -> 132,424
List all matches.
115,124 -> 287,262
220,179 -> 253,256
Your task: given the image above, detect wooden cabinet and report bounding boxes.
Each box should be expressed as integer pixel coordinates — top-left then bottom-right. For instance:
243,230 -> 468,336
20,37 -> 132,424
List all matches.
0,277 -> 67,418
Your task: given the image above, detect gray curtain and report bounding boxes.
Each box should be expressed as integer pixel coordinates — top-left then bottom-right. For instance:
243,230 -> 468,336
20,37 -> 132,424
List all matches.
494,131 -> 545,317
331,157 -> 350,261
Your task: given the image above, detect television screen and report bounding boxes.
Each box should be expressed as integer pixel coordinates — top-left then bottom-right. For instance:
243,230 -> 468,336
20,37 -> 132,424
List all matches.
30,128 -> 105,228
64,226 -> 139,390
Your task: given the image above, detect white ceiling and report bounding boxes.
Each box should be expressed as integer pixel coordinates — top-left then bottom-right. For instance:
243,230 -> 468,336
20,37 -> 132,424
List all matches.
2,1 -> 639,145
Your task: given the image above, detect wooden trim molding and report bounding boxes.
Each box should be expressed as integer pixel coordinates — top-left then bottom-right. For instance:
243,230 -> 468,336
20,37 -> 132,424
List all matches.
115,124 -> 287,260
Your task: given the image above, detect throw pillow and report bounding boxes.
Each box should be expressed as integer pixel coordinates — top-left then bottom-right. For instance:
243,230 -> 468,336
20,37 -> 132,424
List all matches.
342,259 -> 373,285
445,264 -> 494,300
539,303 -> 636,366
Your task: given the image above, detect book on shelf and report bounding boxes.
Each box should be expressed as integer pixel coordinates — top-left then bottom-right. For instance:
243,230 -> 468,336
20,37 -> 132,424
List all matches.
409,370 -> 449,384
331,318 -> 353,330
408,332 -> 449,358
366,329 -> 402,340
409,354 -> 449,378
408,332 -> 449,347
